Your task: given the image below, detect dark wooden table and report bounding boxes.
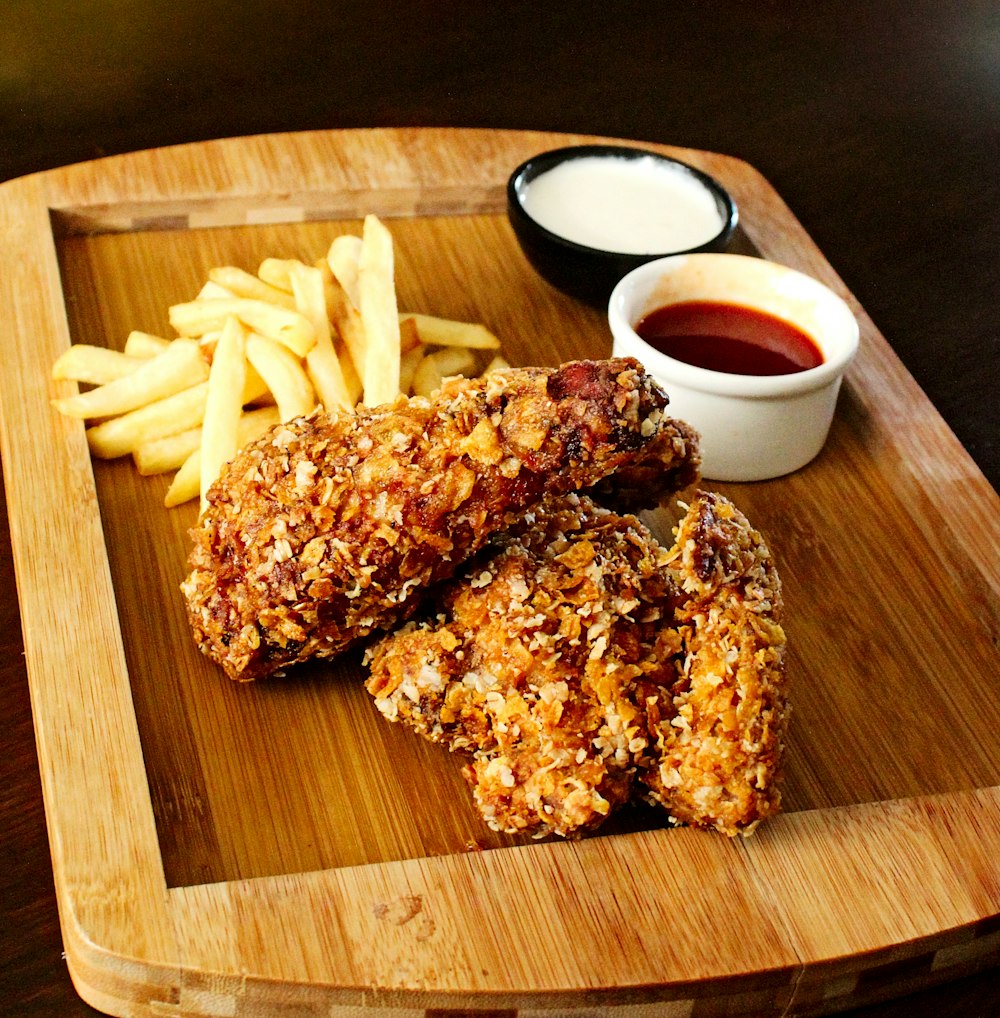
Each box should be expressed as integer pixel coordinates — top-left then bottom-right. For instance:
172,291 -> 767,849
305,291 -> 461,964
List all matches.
2,3 -> 997,1015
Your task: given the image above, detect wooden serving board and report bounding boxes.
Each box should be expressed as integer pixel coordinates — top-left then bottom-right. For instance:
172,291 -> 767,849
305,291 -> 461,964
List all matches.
1,128 -> 999,1018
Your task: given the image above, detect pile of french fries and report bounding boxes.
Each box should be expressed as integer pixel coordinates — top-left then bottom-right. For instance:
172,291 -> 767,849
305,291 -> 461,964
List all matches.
51,215 -> 508,512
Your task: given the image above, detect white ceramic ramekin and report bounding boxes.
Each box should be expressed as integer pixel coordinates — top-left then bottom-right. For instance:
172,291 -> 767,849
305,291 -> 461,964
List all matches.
608,253 -> 859,481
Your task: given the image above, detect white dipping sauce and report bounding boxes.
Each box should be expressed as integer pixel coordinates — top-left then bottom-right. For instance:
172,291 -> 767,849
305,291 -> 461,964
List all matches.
519,155 -> 724,255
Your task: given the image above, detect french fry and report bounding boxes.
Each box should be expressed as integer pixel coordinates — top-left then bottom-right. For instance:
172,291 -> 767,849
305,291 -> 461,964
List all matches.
164,405 -> 281,509
289,262 -> 355,413
136,404 -> 280,477
123,331 -> 172,357
399,313 -> 501,351
398,340 -> 426,396
242,361 -> 272,405
53,338 -> 209,420
399,314 -> 423,355
358,215 -> 401,406
84,368 -> 270,460
86,382 -> 209,458
242,369 -> 273,405
257,257 -> 303,293
334,333 -> 363,405
196,330 -> 222,360
209,266 -> 297,310
200,316 -> 247,513
397,315 -> 423,393
410,346 -> 478,397
169,297 -> 316,358
51,345 -> 148,386
326,234 -> 362,306
409,356 -> 443,398
132,424 -> 202,476
306,333 -> 355,412
196,280 -> 236,300
321,259 -> 367,379
245,333 -> 315,422
163,446 -> 202,509
428,345 -> 478,377
236,404 -> 282,440
483,354 -> 512,374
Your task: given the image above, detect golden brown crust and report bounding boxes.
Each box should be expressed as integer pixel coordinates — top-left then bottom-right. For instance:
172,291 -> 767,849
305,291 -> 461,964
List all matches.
181,359 -> 685,681
365,493 -> 678,837
586,416 -> 701,512
638,490 -> 787,835
365,490 -> 787,839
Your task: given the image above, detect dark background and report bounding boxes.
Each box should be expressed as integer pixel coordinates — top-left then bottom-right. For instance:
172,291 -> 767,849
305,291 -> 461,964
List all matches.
2,2 -> 998,1015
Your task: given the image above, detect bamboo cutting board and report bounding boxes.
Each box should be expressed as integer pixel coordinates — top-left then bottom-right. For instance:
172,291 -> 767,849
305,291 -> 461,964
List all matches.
1,128 -> 999,1018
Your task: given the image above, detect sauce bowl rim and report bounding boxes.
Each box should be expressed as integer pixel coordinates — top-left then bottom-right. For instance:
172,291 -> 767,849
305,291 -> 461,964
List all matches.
607,253 -> 860,399
507,144 -> 738,260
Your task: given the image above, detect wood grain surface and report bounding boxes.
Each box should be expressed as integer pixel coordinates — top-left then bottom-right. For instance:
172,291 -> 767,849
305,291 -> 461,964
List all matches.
1,127 -> 999,1017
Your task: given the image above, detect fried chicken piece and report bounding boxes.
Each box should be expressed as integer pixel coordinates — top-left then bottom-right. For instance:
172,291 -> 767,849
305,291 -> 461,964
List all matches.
365,490 -> 787,839
586,416 -> 701,512
366,493 -> 676,836
637,490 -> 787,835
182,358 -> 688,681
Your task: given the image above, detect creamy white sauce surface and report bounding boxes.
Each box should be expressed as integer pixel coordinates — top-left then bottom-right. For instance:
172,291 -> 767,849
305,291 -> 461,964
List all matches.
520,155 -> 724,255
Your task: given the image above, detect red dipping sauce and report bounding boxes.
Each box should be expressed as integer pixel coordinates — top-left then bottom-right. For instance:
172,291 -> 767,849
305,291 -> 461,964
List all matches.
636,300 -> 824,376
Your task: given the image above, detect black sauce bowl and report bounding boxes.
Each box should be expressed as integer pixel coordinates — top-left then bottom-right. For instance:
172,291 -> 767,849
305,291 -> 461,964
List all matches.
506,144 -> 738,307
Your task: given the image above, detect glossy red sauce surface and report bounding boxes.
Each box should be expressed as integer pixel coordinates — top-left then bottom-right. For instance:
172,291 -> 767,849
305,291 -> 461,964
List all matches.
636,300 -> 824,376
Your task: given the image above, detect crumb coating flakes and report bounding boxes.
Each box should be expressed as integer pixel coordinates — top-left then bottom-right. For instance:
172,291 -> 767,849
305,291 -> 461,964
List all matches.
181,359 -> 676,681
365,489 -> 787,839
366,492 -> 677,837
587,416 -> 701,512
638,490 -> 787,836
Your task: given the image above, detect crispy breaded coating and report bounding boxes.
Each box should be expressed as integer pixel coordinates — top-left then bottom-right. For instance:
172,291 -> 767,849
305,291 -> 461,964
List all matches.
587,416 -> 701,512
366,493 -> 678,837
182,358 -> 686,681
365,490 -> 787,838
637,490 -> 787,835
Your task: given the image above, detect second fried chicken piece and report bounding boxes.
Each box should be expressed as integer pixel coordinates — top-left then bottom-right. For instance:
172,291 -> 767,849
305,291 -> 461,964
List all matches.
182,358 -> 685,681
586,416 -> 701,512
637,490 -> 787,835
365,493 -> 676,837
365,490 -> 787,839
